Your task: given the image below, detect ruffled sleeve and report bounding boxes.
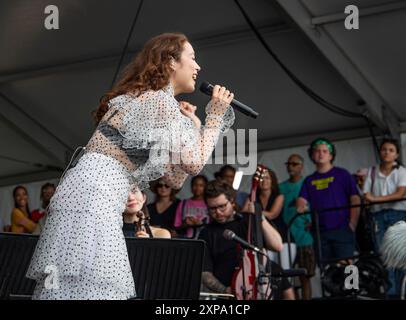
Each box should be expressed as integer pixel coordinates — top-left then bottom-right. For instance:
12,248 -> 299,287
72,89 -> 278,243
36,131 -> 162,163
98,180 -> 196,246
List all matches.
205,100 -> 235,134
105,89 -> 197,190
111,90 -> 197,153
106,87 -> 235,190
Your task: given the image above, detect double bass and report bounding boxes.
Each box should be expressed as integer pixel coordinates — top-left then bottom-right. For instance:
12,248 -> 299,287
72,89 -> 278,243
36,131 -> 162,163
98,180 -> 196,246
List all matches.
231,165 -> 272,300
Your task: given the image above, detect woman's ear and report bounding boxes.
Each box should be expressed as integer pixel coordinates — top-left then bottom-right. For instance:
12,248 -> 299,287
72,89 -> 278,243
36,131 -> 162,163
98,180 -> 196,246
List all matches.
170,57 -> 177,71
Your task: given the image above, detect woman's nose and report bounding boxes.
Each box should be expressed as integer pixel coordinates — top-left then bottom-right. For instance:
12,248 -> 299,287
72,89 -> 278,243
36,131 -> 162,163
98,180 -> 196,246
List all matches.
128,194 -> 135,201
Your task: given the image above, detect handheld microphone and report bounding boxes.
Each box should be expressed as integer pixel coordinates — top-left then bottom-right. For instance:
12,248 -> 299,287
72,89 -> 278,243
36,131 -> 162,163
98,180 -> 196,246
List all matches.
223,229 -> 264,255
199,81 -> 259,119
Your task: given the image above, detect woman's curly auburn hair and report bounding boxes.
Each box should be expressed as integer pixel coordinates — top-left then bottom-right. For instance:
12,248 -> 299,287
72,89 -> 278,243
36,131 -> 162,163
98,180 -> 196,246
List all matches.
94,32 -> 189,124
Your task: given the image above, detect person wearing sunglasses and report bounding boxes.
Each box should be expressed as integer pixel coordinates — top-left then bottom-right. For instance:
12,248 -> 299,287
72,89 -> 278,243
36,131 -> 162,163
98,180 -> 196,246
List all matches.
279,154 -> 315,299
147,178 -> 180,236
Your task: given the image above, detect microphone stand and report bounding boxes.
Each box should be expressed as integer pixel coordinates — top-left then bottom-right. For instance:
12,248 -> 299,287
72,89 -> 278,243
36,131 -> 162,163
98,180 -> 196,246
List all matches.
236,247 -> 274,300
239,247 -> 249,300
236,246 -> 273,300
242,246 -> 308,300
255,251 -> 273,300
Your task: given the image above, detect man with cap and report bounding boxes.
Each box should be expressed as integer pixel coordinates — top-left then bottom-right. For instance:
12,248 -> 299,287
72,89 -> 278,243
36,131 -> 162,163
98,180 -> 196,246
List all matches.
296,138 -> 360,265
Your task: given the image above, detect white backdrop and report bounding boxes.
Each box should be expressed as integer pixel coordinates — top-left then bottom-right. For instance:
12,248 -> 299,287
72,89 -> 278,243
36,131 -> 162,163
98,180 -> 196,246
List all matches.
168,136 -> 379,201
0,136 -> 382,227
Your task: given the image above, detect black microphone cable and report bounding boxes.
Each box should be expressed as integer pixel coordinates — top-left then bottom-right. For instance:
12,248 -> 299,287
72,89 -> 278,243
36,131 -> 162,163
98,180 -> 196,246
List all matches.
110,0 -> 144,88
234,0 -> 363,119
234,0 -> 388,156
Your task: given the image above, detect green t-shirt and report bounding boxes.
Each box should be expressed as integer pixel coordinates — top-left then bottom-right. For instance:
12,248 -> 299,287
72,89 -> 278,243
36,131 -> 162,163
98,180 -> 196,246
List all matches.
279,178 -> 313,247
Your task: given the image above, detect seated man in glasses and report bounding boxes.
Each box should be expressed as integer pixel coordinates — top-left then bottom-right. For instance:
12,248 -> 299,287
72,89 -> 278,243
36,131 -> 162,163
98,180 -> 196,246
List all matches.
198,180 -> 294,299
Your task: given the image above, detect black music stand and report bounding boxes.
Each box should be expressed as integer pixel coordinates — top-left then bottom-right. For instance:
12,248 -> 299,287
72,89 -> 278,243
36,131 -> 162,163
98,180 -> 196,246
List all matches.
0,233 -> 204,300
0,233 -> 37,299
126,238 -> 204,299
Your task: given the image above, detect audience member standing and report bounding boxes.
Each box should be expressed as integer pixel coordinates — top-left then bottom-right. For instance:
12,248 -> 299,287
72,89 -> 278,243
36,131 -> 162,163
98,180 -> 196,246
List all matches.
11,186 -> 37,234
297,138 -> 360,265
32,183 -> 56,235
174,175 -> 209,238
363,138 -> 406,298
217,165 -> 249,210
279,154 -> 315,300
148,178 -> 180,236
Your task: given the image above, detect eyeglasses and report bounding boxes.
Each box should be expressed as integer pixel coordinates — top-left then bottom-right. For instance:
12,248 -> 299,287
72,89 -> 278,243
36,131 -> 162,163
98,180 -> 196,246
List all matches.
157,183 -> 170,188
207,201 -> 229,213
285,162 -> 302,167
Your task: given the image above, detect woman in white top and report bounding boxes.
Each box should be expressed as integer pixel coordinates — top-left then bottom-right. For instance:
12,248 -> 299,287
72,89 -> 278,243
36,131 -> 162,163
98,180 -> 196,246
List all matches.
363,138 -> 406,297
26,33 -> 235,300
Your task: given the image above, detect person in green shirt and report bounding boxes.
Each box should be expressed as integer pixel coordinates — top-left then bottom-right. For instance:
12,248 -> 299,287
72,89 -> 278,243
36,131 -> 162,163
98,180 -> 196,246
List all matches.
279,154 -> 315,300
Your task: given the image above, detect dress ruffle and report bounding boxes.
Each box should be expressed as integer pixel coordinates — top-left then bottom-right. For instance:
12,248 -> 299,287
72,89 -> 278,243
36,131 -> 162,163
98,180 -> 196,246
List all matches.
105,87 -> 235,190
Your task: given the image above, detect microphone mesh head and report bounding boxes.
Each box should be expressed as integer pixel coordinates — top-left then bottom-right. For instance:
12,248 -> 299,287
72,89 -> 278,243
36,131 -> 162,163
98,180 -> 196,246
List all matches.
199,81 -> 212,95
223,229 -> 234,240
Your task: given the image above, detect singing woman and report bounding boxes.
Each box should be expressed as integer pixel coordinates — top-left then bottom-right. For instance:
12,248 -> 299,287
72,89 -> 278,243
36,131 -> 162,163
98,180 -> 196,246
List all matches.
26,33 -> 235,299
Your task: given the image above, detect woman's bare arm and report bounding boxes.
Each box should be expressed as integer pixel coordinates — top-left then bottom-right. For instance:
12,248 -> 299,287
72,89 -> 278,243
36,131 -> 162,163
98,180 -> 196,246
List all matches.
262,194 -> 284,220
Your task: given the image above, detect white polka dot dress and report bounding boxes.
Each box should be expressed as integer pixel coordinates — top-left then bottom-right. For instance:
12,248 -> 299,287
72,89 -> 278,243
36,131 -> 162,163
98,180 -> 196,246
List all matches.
26,84 -> 235,300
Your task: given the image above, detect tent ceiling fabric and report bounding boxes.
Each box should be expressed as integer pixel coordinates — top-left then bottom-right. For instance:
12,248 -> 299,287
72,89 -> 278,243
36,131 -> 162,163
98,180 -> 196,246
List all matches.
318,5 -> 406,120
300,0 -> 406,121
0,0 -> 404,185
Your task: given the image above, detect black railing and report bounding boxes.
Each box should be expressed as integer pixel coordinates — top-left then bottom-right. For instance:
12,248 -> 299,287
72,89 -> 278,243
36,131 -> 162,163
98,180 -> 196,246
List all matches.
285,197 -> 406,297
